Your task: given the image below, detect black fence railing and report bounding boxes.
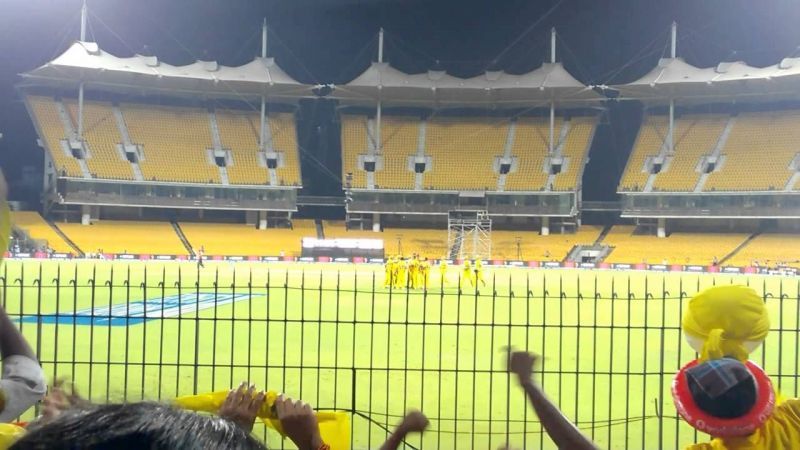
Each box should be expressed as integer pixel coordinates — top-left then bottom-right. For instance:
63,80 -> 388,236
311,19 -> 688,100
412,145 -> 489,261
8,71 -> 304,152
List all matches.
2,260 -> 798,449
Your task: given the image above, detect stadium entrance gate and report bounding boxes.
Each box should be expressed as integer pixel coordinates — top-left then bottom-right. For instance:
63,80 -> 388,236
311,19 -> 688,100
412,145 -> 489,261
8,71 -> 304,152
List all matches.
447,210 -> 491,260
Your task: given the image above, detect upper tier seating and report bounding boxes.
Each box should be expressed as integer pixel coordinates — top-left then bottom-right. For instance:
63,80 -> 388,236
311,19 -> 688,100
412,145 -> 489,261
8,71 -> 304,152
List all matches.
11,211 -> 75,253
266,113 -> 303,186
603,226 -> 748,265
179,220 -> 317,256
214,110 -> 269,185
551,117 -> 594,191
492,226 -> 603,261
27,96 -> 83,177
55,220 -> 188,255
619,114 -> 728,192
122,104 -> 220,184
503,117 -> 559,191
64,101 -> 135,180
27,96 -> 301,186
341,114 -> 596,192
423,117 -> 507,190
705,111 -> 800,192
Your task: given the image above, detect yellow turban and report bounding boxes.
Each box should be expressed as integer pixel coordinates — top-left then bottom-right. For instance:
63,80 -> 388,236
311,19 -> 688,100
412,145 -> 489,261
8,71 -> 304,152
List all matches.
682,285 -> 770,361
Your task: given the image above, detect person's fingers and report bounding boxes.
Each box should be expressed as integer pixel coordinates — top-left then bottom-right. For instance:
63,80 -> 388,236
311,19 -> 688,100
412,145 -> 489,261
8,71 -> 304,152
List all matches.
275,395 -> 287,418
301,401 -> 313,414
249,391 -> 265,414
247,383 -> 256,399
235,381 -> 248,404
223,389 -> 236,408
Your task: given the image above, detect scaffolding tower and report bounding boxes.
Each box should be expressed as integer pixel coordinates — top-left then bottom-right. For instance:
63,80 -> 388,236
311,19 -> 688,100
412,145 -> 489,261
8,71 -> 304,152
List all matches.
447,210 -> 492,260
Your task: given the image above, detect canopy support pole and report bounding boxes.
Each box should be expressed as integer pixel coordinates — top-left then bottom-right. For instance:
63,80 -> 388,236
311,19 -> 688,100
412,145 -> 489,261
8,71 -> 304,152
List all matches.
261,18 -> 268,59
550,27 -> 556,63
260,19 -> 268,151
668,99 -> 674,152
77,0 -> 87,139
375,28 -> 384,153
378,27 -> 384,63
78,82 -> 85,139
375,101 -> 382,153
80,0 -> 87,41
549,101 -> 555,154
670,21 -> 677,58
260,96 -> 267,151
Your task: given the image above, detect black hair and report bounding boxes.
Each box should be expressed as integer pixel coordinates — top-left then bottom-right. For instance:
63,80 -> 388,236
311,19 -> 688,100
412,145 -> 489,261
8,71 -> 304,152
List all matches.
11,402 -> 267,450
687,366 -> 757,419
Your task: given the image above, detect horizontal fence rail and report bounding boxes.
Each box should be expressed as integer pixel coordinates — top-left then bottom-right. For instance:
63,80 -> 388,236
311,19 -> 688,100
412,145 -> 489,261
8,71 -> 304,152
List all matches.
2,260 -> 799,449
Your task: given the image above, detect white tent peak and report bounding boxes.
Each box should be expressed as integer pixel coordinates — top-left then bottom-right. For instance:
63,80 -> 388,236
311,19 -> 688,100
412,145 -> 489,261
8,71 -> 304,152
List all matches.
21,41 -> 314,100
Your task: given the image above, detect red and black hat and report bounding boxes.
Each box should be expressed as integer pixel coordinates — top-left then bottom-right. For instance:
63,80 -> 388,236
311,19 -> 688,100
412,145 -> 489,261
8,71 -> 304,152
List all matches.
672,358 -> 775,437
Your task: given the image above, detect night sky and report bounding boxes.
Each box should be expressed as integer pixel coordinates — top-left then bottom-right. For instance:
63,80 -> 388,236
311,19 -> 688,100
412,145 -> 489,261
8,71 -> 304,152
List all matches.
2,0 -> 799,204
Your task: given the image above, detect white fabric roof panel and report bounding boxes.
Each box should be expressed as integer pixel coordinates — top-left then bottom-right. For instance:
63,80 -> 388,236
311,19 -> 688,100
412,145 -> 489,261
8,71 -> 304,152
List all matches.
614,57 -> 800,103
21,41 -> 314,99
333,61 -> 602,106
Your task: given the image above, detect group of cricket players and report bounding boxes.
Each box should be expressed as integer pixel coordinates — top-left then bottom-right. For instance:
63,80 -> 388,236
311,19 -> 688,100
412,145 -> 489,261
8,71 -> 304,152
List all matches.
384,255 -> 487,290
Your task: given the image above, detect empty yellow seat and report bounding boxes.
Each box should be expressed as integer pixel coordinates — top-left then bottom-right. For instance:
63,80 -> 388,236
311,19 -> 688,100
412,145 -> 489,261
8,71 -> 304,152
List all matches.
55,220 -> 187,255
179,221 -> 316,256
603,226 -> 748,265
11,211 -> 75,253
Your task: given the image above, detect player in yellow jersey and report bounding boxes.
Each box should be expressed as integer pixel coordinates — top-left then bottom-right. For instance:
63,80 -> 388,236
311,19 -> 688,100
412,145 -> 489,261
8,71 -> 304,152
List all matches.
408,255 -> 419,289
384,257 -> 394,288
391,257 -> 402,289
396,257 -> 407,289
474,259 -> 486,287
461,260 -> 474,289
419,258 -> 431,290
438,259 -> 448,287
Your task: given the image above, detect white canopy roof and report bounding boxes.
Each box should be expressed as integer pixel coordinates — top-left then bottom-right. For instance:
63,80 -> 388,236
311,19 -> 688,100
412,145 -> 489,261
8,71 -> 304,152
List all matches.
21,41 -> 315,100
614,56 -> 800,103
332,61 -> 602,107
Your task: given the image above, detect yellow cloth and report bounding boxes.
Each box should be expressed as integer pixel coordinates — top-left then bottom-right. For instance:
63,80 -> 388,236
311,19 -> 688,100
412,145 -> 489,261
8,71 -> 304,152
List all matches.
174,391 -> 350,450
0,423 -> 25,450
687,399 -> 800,450
682,286 -> 769,361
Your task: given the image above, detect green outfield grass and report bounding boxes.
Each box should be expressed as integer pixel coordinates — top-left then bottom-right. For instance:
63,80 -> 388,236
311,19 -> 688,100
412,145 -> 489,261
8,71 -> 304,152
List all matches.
2,259 -> 799,449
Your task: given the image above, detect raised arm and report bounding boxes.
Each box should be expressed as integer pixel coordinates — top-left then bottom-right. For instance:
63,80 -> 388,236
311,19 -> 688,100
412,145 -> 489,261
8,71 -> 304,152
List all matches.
507,350 -> 598,450
379,410 -> 429,450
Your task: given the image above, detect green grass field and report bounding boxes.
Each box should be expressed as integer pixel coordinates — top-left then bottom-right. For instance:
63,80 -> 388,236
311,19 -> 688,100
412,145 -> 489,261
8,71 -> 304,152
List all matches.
3,259 -> 799,449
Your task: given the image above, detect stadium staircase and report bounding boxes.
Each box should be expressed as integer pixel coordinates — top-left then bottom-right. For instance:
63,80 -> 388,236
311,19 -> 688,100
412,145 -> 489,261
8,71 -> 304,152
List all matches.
694,116 -> 736,193
111,105 -> 144,181
48,220 -> 84,256
55,100 -> 92,179
593,224 -> 613,245
495,120 -> 517,192
719,231 -> 760,266
172,222 -> 195,257
315,220 -> 324,239
544,120 -> 571,192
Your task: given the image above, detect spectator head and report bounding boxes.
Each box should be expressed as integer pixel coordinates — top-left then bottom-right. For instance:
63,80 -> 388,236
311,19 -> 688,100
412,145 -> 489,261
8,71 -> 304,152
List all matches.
673,357 -> 775,438
686,358 -> 757,418
11,402 -> 266,450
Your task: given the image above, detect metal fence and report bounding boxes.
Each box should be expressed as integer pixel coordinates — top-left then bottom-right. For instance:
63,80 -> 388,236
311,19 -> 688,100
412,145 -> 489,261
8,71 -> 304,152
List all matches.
2,261 -> 799,449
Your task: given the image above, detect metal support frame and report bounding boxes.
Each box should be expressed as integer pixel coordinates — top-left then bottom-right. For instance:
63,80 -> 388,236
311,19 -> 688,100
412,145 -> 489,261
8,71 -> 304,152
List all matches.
447,210 -> 492,260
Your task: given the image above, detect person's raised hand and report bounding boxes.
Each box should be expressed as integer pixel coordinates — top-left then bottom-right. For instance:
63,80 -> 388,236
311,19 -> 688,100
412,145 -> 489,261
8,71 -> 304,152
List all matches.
398,410 -> 429,433
41,378 -> 87,422
506,349 -> 538,383
218,382 -> 265,433
274,395 -> 324,450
